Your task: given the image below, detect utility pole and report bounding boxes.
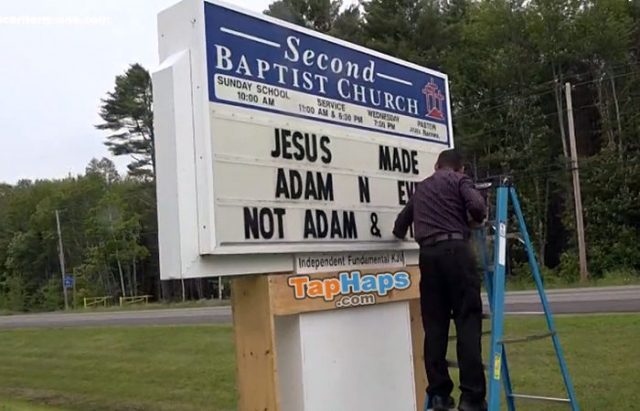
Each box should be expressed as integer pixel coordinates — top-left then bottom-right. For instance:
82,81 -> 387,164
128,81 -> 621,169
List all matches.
565,82 -> 589,282
73,270 -> 77,309
554,80 -> 569,158
55,210 -> 70,310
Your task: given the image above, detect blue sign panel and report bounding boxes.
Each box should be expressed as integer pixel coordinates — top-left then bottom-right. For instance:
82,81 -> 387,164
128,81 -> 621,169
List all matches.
64,275 -> 74,289
203,2 -> 451,145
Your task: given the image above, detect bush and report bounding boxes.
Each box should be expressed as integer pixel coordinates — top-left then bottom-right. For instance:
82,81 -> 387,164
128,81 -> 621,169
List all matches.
1,275 -> 27,312
509,259 -> 555,286
38,277 -> 64,311
598,268 -> 639,285
556,252 -> 580,282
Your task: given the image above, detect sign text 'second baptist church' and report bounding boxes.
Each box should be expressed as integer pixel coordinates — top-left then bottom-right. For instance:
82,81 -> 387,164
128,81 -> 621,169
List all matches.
156,0 -> 453,256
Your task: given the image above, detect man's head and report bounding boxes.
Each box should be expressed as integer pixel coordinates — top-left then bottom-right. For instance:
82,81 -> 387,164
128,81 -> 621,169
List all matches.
435,149 -> 464,172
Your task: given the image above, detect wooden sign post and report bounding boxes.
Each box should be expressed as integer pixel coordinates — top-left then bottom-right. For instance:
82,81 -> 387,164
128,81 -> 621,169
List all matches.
232,267 -> 426,411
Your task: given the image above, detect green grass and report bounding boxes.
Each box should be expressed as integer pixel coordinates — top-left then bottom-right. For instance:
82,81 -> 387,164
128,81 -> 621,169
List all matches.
0,325 -> 235,411
456,314 -> 640,410
0,316 -> 639,410
0,399 -> 71,411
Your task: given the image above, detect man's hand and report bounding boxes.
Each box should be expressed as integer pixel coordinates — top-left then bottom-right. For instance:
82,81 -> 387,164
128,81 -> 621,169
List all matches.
392,229 -> 404,240
467,211 -> 486,229
393,198 -> 414,240
468,219 -> 486,229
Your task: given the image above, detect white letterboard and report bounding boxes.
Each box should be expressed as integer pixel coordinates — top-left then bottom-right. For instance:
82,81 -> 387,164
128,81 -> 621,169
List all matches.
156,0 -> 453,256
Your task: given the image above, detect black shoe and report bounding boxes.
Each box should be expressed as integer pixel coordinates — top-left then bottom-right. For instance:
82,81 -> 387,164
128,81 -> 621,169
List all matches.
431,395 -> 455,411
458,399 -> 487,411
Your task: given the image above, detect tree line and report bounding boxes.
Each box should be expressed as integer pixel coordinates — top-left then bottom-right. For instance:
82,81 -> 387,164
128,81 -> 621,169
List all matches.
1,0 -> 639,311
272,0 -> 639,279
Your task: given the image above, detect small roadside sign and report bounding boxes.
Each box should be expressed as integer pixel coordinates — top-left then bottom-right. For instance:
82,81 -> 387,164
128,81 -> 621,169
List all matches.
64,275 -> 74,289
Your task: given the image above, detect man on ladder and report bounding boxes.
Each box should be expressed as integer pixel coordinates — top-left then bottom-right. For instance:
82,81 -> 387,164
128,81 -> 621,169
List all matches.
393,149 -> 487,411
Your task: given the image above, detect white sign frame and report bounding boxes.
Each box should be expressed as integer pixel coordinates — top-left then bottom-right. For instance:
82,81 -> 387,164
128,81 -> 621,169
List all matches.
153,0 -> 452,277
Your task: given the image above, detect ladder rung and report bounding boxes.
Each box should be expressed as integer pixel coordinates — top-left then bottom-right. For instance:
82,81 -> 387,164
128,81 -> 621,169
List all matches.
449,313 -> 490,320
499,331 -> 555,345
449,330 -> 491,341
504,311 -> 545,316
509,393 -> 570,403
446,359 -> 487,370
485,233 -> 522,241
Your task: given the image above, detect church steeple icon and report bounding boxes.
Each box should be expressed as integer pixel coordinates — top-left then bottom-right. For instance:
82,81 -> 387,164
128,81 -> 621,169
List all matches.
422,79 -> 445,120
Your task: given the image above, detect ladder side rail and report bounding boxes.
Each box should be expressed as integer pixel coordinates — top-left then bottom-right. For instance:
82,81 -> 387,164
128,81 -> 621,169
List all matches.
487,186 -> 509,411
498,348 -> 516,411
509,187 -> 580,411
474,227 -> 516,411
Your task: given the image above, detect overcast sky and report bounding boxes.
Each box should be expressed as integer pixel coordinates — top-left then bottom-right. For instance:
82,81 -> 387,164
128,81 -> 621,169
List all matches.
0,0 -> 274,184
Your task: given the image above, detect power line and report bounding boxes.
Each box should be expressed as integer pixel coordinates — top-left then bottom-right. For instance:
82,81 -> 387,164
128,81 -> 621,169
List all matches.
571,68 -> 640,89
455,66 -> 640,120
456,89 -> 555,119
452,61 -> 639,113
457,89 -> 640,142
474,154 -> 639,183
499,61 -> 638,101
454,80 -> 557,112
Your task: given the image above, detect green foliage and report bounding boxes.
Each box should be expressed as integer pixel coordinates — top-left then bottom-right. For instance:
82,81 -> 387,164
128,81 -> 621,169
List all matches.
38,277 -> 64,311
266,0 -> 341,32
266,0 -> 363,41
578,146 -> 640,275
85,158 -> 120,184
0,159 -> 158,312
96,64 -> 154,179
556,252 -> 581,282
2,274 -> 27,312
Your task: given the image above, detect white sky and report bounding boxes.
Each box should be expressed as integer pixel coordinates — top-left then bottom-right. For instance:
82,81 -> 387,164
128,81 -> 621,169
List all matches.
0,0 -> 274,184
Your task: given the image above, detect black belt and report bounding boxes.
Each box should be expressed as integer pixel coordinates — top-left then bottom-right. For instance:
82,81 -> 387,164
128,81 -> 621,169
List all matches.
421,232 -> 465,246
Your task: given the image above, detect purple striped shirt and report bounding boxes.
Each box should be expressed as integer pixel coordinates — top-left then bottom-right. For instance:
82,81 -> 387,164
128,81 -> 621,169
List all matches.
393,169 -> 486,243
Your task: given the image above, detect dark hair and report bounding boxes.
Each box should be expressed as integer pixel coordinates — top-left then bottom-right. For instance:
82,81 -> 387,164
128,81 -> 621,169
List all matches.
436,149 -> 464,171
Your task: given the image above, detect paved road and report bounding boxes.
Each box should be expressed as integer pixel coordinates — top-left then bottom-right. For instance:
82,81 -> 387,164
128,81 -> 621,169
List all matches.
495,285 -> 640,314
0,286 -> 638,329
0,307 -> 233,329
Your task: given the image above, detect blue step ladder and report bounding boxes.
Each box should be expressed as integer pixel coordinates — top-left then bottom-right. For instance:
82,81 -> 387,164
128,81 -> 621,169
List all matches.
475,179 -> 580,411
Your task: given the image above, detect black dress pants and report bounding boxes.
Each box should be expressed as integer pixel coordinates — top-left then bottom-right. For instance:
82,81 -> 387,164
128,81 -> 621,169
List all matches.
419,239 -> 486,405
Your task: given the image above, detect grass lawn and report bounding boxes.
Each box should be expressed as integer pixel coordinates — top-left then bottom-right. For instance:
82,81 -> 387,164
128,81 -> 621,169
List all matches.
483,314 -> 640,410
0,399 -> 71,411
0,326 -> 235,411
0,315 -> 638,410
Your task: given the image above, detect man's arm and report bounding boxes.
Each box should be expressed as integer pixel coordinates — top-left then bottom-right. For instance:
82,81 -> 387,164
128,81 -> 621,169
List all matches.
393,196 -> 414,239
459,176 -> 486,223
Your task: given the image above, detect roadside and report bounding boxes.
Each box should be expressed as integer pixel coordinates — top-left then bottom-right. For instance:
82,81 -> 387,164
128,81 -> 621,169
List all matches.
1,272 -> 639,318
506,271 -> 640,291
0,316 -> 638,410
0,299 -> 230,317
